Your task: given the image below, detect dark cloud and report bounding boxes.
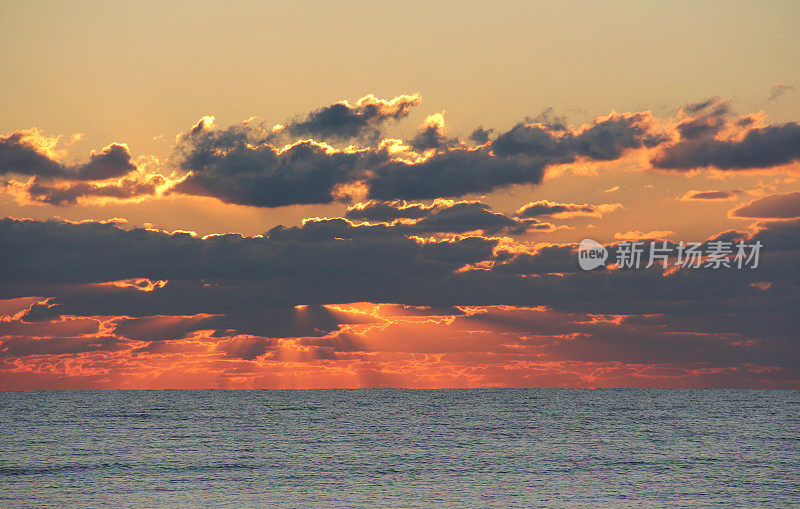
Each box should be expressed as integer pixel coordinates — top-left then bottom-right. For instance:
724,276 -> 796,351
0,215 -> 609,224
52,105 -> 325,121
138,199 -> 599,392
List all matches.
216,337 -> 275,360
281,94 -> 421,142
174,140 -> 368,207
409,201 -> 534,235
113,314 -> 221,341
0,336 -> 124,358
730,192 -> 800,219
650,97 -> 800,171
2,216 -> 796,312
468,126 -> 493,145
0,313 -> 98,337
410,114 -> 452,151
0,130 -> 136,181
19,299 -> 62,322
366,148 -> 547,200
671,98 -> 731,141
683,97 -> 727,115
19,175 -> 165,205
345,200 -> 431,222
0,131 -> 64,178
515,200 -> 622,218
679,190 -> 741,201
76,144 -> 138,180
461,307 -> 795,368
528,108 -> 569,131
652,122 -> 800,170
0,217 -> 497,309
491,245 -> 579,275
768,83 -> 795,102
345,200 -> 550,235
492,112 -> 665,160
173,105 -> 668,207
676,115 -> 726,140
0,217 -> 798,375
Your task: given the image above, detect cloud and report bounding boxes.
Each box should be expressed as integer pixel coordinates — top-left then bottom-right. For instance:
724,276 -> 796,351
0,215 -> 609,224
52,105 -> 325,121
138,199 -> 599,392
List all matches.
113,314 -> 221,341
516,200 -> 623,219
459,306 -> 793,368
75,144 -> 138,180
768,83 -> 795,102
491,112 -> 665,160
173,139 -> 368,207
730,192 -> 800,219
171,103 -> 670,207
410,113 -> 452,150
174,118 -> 549,207
280,93 -> 421,142
6,174 -> 166,206
215,336 -> 275,360
364,112 -> 666,201
408,201 -> 544,235
652,99 -> 800,171
1,216 -> 798,388
682,97 -> 725,115
345,200 -> 432,222
468,126 -> 493,144
0,335 -> 124,358
345,199 -> 552,235
653,122 -> 800,170
365,147 -> 548,200
674,97 -> 730,140
0,129 -> 66,178
7,97 -> 800,210
0,129 -> 136,181
0,217 -> 499,320
678,189 -> 742,201
2,215 -> 797,320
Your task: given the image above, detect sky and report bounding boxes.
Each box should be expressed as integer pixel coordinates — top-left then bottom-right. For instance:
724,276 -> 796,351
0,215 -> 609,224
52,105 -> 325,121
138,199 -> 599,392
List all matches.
1,1 -> 799,389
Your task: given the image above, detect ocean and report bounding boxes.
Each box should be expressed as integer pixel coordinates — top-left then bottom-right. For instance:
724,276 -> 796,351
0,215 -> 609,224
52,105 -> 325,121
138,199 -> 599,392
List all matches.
1,389 -> 798,508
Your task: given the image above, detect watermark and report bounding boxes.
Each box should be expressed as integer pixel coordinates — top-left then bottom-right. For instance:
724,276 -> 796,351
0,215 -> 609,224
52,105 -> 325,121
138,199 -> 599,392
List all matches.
578,239 -> 608,270
578,239 -> 762,271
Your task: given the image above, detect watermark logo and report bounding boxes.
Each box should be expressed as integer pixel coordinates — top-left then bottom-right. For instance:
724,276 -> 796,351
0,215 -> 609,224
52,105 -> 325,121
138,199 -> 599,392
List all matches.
577,239 -> 762,271
578,238 -> 608,270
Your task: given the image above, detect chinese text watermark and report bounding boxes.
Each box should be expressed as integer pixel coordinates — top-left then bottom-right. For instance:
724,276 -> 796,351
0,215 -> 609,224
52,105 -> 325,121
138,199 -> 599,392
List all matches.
578,239 -> 762,271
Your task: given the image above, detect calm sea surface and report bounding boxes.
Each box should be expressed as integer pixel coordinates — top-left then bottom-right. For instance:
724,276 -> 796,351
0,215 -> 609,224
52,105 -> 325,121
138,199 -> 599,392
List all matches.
1,389 -> 798,508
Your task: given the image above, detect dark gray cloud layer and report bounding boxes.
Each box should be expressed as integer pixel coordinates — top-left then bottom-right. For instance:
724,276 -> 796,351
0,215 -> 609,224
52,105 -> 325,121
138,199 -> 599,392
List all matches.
1,216 -> 798,376
1,216 -> 798,339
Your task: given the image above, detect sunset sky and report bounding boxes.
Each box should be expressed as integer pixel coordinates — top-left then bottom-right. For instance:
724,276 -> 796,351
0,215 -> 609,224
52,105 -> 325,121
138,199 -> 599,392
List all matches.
1,0 -> 799,389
